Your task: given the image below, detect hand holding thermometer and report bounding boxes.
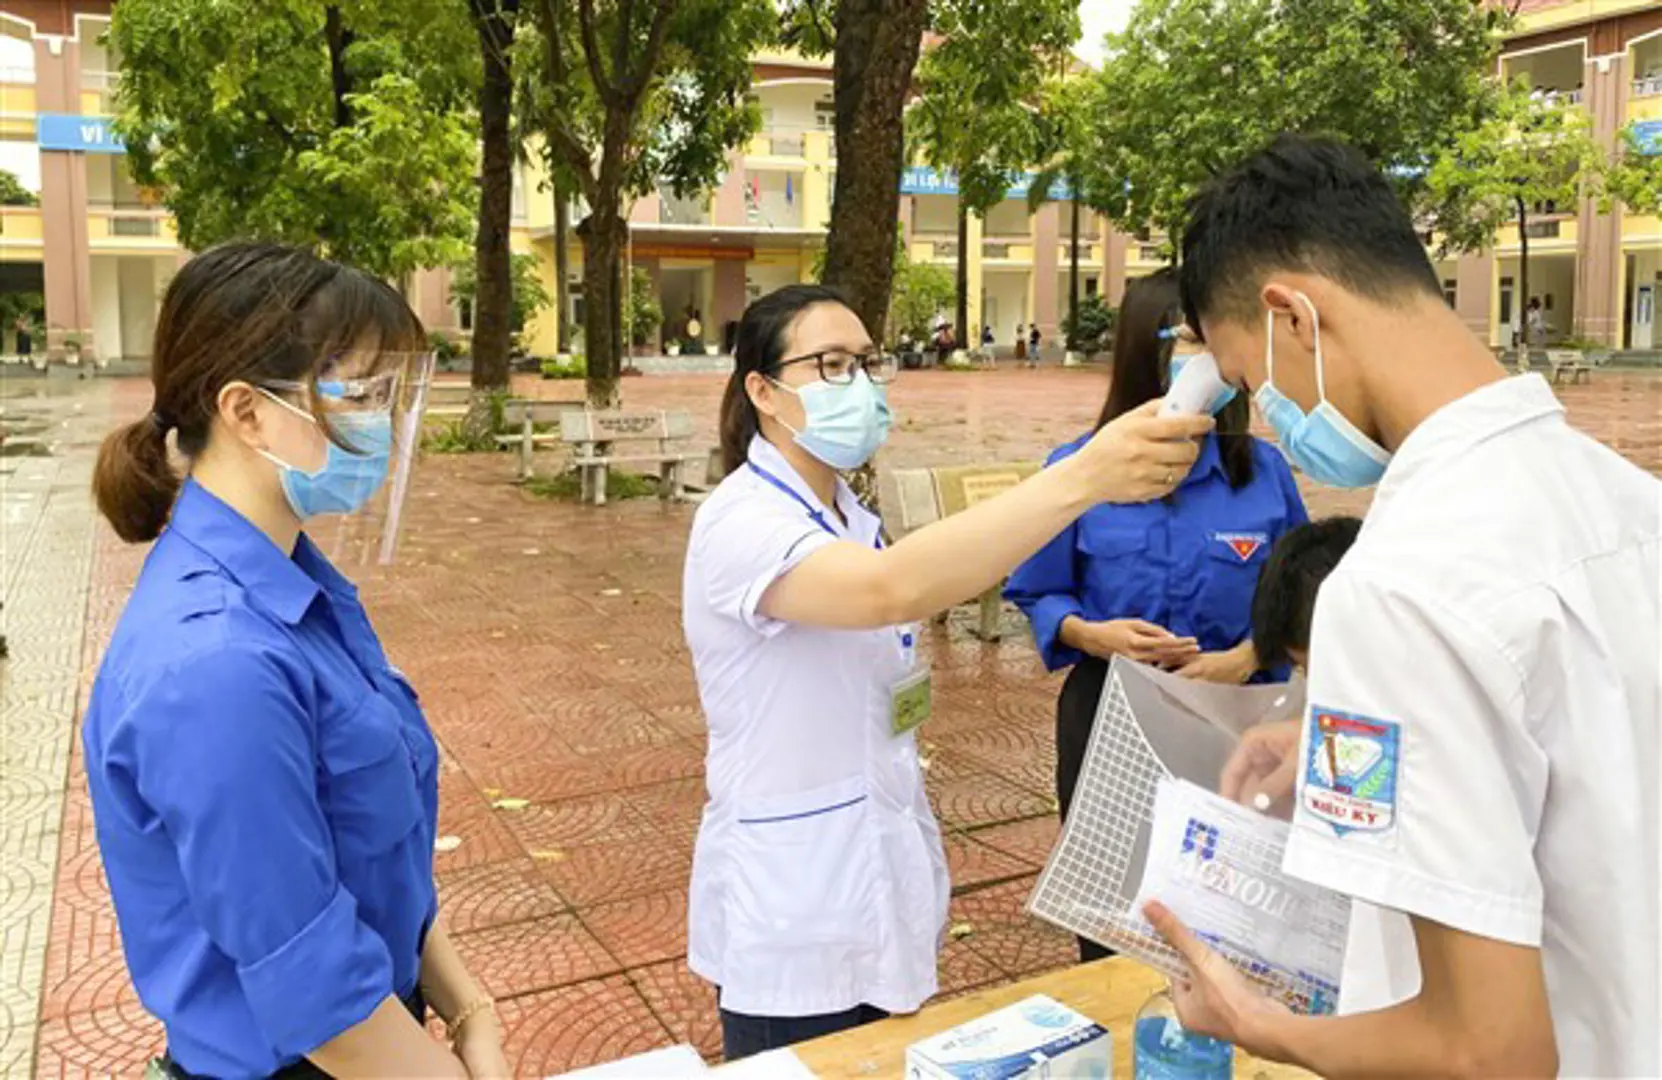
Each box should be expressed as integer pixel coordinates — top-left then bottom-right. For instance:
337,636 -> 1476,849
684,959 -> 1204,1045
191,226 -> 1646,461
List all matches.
1159,351 -> 1238,417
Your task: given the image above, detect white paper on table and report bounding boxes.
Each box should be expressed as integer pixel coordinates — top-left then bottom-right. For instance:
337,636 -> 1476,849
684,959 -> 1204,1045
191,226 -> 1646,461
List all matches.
711,1047 -> 818,1079
546,1044 -> 709,1079
1127,778 -> 1348,1013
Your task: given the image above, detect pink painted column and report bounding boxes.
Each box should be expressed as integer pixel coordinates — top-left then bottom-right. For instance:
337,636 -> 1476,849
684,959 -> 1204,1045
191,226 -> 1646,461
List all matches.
1574,52 -> 1628,346
712,259 -> 747,352
712,152 -> 747,228
36,36 -> 95,360
1032,202 -> 1060,339
1455,252 -> 1494,344
1103,225 -> 1129,308
410,267 -> 457,333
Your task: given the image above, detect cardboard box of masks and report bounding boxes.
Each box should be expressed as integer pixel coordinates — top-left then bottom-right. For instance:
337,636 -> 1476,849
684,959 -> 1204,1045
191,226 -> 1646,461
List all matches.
905,994 -> 1111,1079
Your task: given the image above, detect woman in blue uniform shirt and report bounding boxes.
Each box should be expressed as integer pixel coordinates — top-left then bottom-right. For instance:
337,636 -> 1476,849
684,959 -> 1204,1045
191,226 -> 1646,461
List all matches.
1004,269 -> 1307,962
85,243 -> 507,1079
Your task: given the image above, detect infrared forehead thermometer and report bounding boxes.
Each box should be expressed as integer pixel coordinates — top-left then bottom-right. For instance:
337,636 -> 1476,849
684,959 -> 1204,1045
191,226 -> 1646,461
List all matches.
1159,351 -> 1237,417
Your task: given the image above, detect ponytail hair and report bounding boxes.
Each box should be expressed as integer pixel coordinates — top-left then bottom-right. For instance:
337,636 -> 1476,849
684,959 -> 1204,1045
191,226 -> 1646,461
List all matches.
720,283 -> 850,476
94,414 -> 181,543
91,241 -> 425,542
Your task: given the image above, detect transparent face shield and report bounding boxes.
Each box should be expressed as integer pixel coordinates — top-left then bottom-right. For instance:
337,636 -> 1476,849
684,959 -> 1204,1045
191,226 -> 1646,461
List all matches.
264,350 -> 436,566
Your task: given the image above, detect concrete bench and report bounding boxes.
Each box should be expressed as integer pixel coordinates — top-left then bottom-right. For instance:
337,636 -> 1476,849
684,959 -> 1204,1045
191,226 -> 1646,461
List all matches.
496,399 -> 570,480
424,382 -> 473,421
1546,349 -> 1590,385
559,408 -> 704,506
884,461 -> 1041,640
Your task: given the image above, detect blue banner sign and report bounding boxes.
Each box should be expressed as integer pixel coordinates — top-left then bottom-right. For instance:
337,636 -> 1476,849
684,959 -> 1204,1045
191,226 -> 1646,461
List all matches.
1632,120 -> 1662,156
38,114 -> 127,154
900,166 -> 1074,201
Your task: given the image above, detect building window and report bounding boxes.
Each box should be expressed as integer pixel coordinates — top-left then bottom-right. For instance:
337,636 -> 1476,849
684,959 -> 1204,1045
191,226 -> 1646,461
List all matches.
1085,277 -> 1099,296
1442,279 -> 1457,308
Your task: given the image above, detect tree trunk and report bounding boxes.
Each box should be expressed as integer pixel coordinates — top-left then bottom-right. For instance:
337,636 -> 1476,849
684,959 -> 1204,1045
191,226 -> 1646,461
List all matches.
468,0 -> 517,409
955,201 -> 970,352
1515,195 -> 1529,361
820,0 -> 929,341
1067,198 -> 1081,350
323,6 -> 354,129
554,181 -> 571,353
579,211 -> 627,408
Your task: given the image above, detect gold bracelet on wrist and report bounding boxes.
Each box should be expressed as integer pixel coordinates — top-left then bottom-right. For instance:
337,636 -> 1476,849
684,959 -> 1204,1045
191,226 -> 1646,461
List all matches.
447,997 -> 496,1041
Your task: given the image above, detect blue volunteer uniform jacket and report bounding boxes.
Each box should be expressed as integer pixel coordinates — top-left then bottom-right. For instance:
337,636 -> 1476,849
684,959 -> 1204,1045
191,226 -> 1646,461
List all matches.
82,480 -> 439,1076
1005,432 -> 1308,678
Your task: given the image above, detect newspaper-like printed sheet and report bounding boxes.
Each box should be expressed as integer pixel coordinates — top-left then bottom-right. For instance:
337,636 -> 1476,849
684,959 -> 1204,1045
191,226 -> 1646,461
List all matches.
1128,778 -> 1345,1013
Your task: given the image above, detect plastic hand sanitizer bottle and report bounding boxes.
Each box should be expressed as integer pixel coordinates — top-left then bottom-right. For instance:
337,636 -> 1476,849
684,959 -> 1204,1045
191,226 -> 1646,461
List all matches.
1133,988 -> 1233,1080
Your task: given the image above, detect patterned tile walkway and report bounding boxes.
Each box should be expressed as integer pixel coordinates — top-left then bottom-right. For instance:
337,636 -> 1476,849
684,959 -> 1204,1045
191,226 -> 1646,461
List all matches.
6,366 -> 1661,1075
1,378 -> 114,1078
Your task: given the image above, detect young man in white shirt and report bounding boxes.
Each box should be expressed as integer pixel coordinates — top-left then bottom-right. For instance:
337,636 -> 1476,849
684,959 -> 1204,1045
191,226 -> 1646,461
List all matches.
1142,133 -> 1660,1077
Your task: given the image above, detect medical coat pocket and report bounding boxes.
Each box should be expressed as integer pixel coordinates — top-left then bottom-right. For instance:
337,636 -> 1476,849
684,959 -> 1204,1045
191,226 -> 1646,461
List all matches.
319,694 -> 425,857
728,776 -> 876,948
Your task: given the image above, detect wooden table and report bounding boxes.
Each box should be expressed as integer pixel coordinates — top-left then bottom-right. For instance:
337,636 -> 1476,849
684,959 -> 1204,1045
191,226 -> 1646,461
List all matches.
778,958 -> 1313,1078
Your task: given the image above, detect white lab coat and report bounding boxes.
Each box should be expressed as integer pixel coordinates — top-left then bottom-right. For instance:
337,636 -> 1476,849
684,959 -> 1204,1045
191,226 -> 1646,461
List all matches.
680,436 -> 950,1017
1283,376 -> 1660,1074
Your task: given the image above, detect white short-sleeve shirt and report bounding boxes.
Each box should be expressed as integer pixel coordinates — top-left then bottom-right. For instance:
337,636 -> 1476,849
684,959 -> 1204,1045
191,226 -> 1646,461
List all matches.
680,436 -> 949,1018
1283,376 -> 1660,1074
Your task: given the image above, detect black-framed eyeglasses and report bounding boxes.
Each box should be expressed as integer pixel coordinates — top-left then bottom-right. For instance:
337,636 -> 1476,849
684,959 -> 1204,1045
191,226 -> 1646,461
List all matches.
773,349 -> 899,386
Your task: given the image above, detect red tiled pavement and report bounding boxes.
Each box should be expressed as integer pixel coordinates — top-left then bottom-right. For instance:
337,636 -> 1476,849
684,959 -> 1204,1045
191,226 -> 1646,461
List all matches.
35,367 -> 1662,1072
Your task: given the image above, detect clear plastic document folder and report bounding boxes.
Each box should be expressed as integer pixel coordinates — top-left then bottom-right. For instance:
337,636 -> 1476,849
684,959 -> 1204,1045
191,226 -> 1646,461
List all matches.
1025,657 -> 1350,1015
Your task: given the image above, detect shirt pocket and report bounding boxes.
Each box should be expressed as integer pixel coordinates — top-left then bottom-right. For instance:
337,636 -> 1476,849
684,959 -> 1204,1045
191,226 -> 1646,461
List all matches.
1189,536 -> 1271,641
319,693 -> 425,860
1075,521 -> 1154,604
727,775 -> 877,950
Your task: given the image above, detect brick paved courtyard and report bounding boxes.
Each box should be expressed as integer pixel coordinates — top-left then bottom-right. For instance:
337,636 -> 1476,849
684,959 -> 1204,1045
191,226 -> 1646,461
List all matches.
4,365 -> 1659,1075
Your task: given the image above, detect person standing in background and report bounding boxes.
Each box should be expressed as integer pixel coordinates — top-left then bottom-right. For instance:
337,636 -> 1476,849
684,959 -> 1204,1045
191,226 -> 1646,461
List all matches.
1005,268 -> 1307,963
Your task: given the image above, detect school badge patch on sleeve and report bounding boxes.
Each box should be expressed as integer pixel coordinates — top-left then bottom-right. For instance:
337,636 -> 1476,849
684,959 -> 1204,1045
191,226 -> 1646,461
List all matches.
1300,706 -> 1401,838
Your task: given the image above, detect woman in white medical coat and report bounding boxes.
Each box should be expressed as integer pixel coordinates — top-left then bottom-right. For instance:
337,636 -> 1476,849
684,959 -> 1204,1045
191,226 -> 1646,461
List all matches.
681,285 -> 1213,1059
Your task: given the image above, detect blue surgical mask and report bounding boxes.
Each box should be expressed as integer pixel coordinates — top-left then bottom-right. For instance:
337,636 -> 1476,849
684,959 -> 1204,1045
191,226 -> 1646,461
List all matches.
1168,352 -> 1239,415
1255,293 -> 1390,488
258,389 -> 394,518
772,370 -> 893,470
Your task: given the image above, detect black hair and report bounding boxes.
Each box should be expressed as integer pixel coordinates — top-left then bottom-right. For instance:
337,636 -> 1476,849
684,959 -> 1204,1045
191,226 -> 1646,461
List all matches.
719,283 -> 851,475
1251,516 -> 1363,668
1179,134 -> 1442,332
1098,269 -> 1254,489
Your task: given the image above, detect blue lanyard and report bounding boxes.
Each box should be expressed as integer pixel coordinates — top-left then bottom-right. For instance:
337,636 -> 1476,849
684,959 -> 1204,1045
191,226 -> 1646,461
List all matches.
746,460 -> 882,549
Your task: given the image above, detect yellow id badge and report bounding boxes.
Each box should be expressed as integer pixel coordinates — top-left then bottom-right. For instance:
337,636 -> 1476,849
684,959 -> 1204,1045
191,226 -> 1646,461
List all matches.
890,666 -> 932,737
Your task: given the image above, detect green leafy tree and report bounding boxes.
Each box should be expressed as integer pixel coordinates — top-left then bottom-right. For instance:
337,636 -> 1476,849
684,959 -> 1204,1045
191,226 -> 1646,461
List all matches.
780,0 -> 930,344
1606,125 -> 1662,216
1426,86 -> 1606,346
888,259 -> 956,346
1062,291 -> 1114,357
626,267 -> 662,348
909,0 -> 1079,348
0,169 -> 37,207
1027,74 -> 1098,349
516,0 -> 772,406
450,252 -> 552,347
467,0 -> 522,400
110,0 -> 479,281
1082,0 -> 1510,248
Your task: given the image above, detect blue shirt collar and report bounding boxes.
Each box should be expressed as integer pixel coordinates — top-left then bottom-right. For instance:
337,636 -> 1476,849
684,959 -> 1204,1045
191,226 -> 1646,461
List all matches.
166,479 -> 324,625
1178,432 -> 1226,488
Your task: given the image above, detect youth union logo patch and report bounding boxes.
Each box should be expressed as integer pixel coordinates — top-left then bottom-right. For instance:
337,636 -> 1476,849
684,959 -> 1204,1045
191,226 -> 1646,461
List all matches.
1213,531 -> 1268,561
